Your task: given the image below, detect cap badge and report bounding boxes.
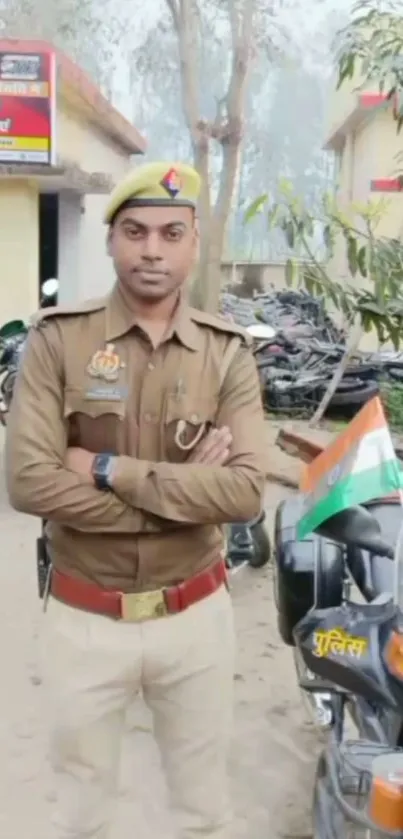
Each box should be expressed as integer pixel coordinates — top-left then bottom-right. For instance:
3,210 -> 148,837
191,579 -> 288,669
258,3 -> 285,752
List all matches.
160,167 -> 181,198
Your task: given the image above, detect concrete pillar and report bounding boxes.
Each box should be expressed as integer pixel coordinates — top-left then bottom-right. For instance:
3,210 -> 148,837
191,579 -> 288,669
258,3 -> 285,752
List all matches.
0,179 -> 39,322
57,190 -> 82,304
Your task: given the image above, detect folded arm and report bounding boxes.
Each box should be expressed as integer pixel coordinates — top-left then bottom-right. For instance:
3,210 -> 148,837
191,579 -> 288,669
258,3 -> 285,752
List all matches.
110,344 -> 266,524
6,322 -> 149,534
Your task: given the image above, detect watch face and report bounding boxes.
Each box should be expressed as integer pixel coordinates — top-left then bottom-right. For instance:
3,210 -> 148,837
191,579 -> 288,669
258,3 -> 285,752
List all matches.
93,453 -> 113,488
98,454 -> 110,474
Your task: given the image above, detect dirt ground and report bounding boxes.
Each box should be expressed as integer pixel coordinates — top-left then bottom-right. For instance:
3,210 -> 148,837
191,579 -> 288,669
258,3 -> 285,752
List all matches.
0,426 -> 325,839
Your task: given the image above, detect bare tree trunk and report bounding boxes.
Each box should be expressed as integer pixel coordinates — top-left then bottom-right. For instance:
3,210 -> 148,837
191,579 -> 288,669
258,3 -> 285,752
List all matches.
308,320 -> 362,427
197,0 -> 255,313
166,0 -> 256,313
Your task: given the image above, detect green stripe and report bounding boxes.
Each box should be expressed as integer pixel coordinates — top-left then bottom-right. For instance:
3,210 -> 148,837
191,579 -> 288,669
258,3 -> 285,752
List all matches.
297,459 -> 402,540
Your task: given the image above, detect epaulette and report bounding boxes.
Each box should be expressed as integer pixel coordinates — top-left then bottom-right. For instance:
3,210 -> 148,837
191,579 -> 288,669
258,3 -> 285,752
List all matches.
30,296 -> 108,329
189,307 -> 252,347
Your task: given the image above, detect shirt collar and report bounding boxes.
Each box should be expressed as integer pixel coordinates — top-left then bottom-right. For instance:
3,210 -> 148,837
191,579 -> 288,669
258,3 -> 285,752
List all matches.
105,284 -> 201,351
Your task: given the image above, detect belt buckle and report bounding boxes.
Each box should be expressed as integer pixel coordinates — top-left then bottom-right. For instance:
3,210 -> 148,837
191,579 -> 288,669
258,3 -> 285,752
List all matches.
120,588 -> 167,622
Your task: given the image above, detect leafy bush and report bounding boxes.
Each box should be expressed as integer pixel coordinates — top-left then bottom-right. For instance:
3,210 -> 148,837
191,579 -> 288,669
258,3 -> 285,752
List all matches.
244,182 -> 403,347
381,384 -> 403,431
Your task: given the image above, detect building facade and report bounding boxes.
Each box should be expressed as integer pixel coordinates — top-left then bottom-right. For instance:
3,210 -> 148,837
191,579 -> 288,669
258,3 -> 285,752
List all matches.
0,39 -> 146,323
325,77 -> 403,237
324,77 -> 403,348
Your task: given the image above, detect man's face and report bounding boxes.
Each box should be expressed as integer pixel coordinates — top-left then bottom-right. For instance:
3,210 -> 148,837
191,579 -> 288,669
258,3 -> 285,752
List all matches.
107,205 -> 198,301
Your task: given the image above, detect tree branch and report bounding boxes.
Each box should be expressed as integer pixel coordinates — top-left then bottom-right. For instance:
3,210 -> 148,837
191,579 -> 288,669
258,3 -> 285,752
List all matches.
212,0 -> 257,236
172,0 -> 211,225
165,0 -> 180,32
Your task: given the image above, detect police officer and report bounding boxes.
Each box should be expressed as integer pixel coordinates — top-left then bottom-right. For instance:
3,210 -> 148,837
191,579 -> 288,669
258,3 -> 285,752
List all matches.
6,161 -> 266,838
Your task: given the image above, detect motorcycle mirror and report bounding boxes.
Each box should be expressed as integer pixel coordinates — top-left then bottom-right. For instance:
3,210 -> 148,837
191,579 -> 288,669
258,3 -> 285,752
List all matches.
246,323 -> 276,340
317,506 -> 394,559
41,278 -> 59,299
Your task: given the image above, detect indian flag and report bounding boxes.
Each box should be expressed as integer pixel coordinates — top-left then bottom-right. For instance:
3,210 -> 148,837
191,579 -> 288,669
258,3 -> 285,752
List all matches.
297,396 -> 402,540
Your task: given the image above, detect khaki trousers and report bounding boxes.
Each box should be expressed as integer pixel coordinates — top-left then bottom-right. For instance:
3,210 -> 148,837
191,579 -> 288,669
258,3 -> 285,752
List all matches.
40,584 -> 235,839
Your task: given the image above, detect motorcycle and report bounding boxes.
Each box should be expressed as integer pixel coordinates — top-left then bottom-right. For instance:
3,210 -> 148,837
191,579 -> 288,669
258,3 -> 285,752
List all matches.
246,324 -> 380,418
0,278 -> 59,426
273,430 -> 403,837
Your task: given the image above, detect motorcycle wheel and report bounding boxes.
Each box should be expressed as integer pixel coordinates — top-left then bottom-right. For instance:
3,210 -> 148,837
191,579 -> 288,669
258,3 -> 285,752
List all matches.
248,521 -> 271,568
327,381 -> 379,408
344,364 -> 381,380
388,367 -> 403,382
332,379 -> 367,393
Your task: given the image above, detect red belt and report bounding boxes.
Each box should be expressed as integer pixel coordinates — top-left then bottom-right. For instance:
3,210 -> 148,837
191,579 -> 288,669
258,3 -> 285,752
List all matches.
51,560 -> 227,622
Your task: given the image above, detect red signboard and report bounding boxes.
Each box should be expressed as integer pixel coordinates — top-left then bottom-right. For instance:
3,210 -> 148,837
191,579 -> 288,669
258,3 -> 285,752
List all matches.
0,49 -> 56,164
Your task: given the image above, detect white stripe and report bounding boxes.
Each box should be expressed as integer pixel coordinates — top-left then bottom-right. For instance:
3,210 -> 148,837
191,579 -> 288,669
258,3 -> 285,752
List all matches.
351,427 -> 396,474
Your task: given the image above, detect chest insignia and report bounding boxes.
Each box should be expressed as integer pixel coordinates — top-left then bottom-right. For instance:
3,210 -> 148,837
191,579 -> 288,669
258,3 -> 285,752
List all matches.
86,343 -> 124,382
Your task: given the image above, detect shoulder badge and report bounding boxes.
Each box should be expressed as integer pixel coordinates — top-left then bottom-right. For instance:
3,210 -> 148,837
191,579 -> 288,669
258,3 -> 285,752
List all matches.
30,296 -> 108,329
189,308 -> 252,347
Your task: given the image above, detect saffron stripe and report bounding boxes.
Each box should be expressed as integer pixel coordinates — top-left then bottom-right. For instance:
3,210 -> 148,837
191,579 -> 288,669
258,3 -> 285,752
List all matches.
300,397 -> 387,493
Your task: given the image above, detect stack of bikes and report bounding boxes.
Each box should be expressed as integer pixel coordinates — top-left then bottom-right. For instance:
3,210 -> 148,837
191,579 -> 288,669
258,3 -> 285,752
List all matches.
222,288 -> 403,418
253,326 -> 403,418
273,425 -> 403,837
0,281 -> 271,577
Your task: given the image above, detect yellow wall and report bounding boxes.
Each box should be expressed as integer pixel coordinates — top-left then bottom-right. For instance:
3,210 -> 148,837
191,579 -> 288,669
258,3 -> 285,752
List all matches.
327,86 -> 403,349
325,74 -> 365,144
56,96 -> 130,179
0,180 -> 39,323
0,90 -> 134,321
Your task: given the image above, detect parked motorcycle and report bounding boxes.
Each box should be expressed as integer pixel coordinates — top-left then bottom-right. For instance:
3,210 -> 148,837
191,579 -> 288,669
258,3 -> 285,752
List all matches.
273,433 -> 403,836
221,289 -> 403,420
0,278 -> 59,425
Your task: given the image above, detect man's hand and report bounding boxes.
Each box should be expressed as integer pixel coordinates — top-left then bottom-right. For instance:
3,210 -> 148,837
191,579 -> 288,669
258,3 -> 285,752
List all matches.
65,427 -> 232,482
65,447 -> 95,480
189,426 -> 232,465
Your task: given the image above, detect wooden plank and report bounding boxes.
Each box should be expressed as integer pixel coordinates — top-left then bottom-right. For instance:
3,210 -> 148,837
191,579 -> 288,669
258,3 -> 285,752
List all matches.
275,428 -> 324,464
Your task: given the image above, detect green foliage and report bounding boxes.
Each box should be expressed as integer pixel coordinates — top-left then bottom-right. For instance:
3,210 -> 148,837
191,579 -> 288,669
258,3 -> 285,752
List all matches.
336,0 -> 403,132
243,182 -> 403,348
381,383 -> 403,431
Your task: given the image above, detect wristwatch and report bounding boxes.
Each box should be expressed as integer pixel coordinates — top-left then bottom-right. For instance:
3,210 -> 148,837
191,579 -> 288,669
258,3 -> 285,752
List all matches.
91,453 -> 115,490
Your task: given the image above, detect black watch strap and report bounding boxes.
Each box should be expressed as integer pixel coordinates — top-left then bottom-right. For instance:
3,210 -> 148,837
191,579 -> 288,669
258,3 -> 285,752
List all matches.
92,452 -> 114,490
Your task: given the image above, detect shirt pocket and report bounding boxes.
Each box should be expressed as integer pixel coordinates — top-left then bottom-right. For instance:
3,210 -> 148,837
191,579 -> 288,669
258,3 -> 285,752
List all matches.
63,387 -> 125,454
163,393 -> 217,463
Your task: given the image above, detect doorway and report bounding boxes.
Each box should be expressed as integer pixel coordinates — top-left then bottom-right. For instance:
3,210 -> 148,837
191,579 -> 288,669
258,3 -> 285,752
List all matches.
39,192 -> 59,303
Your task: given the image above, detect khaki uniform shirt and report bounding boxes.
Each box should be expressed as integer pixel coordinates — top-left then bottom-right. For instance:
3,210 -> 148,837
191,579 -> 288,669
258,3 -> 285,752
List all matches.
5,285 -> 266,593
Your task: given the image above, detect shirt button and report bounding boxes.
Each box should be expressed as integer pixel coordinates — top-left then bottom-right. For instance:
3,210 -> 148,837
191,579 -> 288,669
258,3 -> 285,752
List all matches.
147,362 -> 155,371
190,413 -> 199,422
